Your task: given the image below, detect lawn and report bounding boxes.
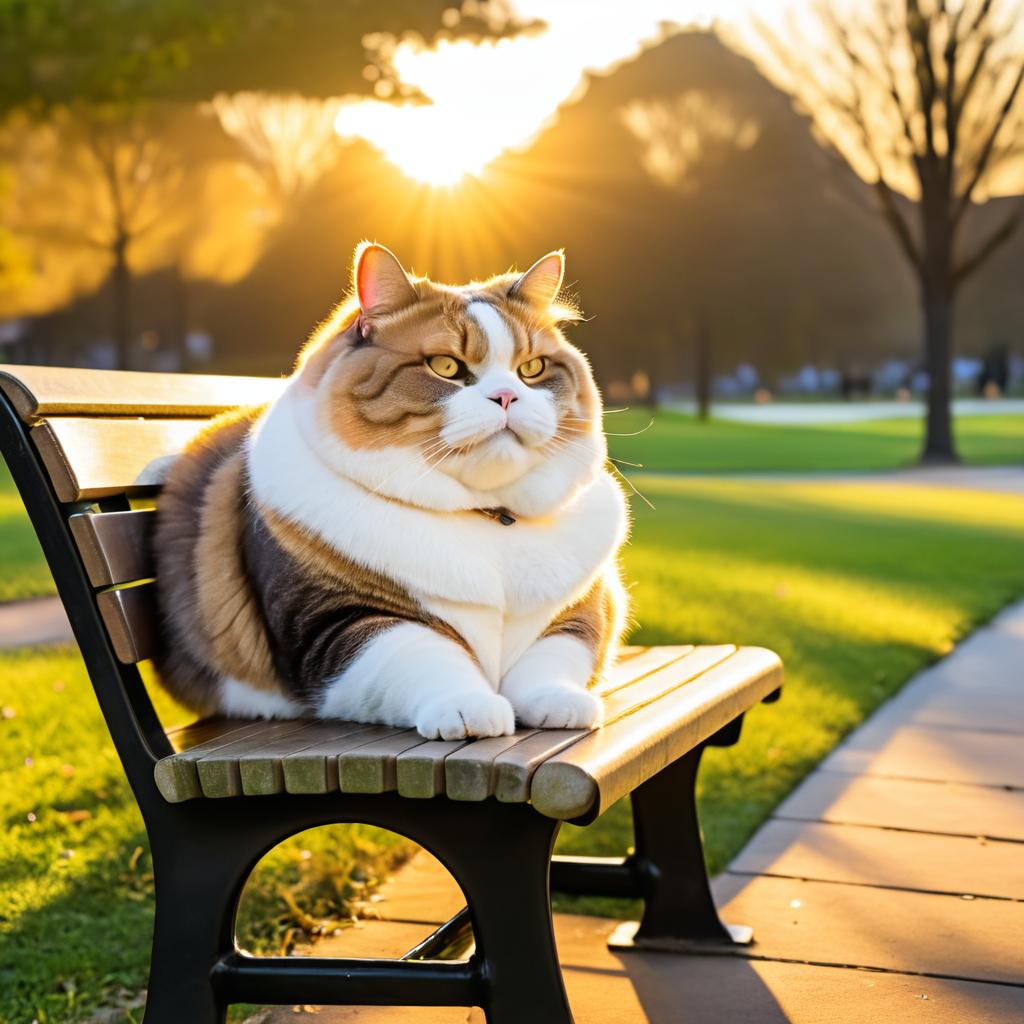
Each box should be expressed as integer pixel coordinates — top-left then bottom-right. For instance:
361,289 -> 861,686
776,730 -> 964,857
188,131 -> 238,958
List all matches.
607,410 -> 1024,472
1,411 -> 1020,604
3,468 -> 1024,1021
0,462 -> 49,602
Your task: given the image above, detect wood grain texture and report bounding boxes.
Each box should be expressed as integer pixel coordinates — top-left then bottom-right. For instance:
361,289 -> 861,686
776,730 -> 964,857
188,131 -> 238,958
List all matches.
530,647 -> 784,820
601,646 -> 736,721
96,583 -> 158,664
444,731 -> 540,801
396,739 -> 470,798
594,645 -> 694,696
338,731 -> 428,794
31,417 -> 209,501
155,720 -> 280,801
69,509 -> 155,586
196,720 -> 316,798
150,646 -> 783,815
0,363 -> 283,423
492,729 -> 589,803
281,723 -> 377,794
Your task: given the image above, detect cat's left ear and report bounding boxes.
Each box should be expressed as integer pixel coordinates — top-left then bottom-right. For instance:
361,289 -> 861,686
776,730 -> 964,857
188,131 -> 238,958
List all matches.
354,242 -> 418,317
511,251 -> 565,307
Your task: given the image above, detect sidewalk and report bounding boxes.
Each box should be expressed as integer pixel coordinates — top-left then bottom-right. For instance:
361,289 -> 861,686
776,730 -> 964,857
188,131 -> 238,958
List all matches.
644,464 -> 1024,494
257,601 -> 1024,1023
0,595 -> 71,648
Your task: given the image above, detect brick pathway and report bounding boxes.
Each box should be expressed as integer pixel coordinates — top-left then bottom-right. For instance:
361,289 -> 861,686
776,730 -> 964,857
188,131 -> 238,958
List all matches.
255,601 -> 1024,1023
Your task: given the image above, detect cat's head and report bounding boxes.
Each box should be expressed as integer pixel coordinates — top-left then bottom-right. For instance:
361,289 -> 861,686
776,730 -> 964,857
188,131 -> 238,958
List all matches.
290,243 -> 606,515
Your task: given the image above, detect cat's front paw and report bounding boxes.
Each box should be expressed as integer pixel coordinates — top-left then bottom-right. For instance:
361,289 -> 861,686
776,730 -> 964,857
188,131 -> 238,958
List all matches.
514,685 -> 603,730
415,690 -> 516,740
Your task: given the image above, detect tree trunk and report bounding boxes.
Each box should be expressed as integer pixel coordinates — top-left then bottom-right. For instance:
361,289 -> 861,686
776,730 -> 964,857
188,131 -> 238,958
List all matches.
171,263 -> 189,371
694,317 -> 712,422
919,285 -> 959,464
111,233 -> 132,370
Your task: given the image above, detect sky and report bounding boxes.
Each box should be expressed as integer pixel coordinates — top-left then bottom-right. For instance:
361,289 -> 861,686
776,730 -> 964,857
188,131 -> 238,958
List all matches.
333,0 -> 787,184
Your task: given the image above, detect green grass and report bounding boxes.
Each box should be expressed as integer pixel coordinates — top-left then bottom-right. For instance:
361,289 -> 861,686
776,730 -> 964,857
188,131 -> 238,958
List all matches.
556,476 -> 1024,913
0,461 -> 50,602
0,412 -> 1020,604
0,650 -> 412,1023
607,411 -> 1024,472
2,459 -> 1024,1020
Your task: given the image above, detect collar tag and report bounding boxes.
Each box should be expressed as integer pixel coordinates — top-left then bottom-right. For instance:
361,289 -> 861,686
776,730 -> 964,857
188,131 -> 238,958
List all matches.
477,506 -> 517,526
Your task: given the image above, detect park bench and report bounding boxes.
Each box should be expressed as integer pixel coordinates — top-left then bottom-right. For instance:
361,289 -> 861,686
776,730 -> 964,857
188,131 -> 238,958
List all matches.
0,363 -> 783,1024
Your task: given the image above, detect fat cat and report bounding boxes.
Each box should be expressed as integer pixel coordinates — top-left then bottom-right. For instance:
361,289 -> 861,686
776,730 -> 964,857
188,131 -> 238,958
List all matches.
153,244 -> 628,740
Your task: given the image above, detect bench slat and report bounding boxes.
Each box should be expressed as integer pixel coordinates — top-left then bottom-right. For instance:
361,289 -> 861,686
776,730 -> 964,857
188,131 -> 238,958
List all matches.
240,721 -> 371,796
281,723 -> 378,794
338,730 -> 429,794
601,645 -> 737,722
396,739 -> 473,799
594,645 -> 694,696
492,728 -> 590,803
96,584 -> 158,664
150,646 -> 783,814
70,509 -> 156,586
196,720 -> 318,798
0,364 -> 283,422
156,720 -> 283,801
32,417 -> 208,502
530,647 -> 784,821
444,731 -> 541,802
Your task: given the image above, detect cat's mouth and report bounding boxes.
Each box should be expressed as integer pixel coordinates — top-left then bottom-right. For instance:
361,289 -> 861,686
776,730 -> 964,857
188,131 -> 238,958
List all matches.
457,423 -> 523,451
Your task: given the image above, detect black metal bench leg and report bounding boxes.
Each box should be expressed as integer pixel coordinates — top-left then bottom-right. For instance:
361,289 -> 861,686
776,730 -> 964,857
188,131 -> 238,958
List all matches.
608,741 -> 752,953
452,803 -> 573,1024
142,837 -> 248,1024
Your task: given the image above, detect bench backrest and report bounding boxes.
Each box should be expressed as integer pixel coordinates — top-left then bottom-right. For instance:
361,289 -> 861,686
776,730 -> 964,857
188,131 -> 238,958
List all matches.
0,364 -> 285,781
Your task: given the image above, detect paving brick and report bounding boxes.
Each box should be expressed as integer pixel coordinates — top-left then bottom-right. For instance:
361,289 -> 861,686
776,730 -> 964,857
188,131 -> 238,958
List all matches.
904,628 -> 1024,696
731,819 -> 1023,899
257,913 -> 1024,1023
882,683 -> 1024,732
820,723 -> 1024,787
351,849 -> 463,926
711,874 -> 1024,984
775,771 -> 1024,841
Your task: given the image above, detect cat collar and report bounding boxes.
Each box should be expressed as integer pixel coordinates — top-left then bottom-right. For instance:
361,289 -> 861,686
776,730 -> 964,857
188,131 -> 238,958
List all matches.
476,507 -> 517,526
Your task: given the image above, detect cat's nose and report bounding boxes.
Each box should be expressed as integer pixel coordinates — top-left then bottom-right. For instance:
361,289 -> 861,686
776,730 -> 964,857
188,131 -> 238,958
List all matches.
487,389 -> 517,411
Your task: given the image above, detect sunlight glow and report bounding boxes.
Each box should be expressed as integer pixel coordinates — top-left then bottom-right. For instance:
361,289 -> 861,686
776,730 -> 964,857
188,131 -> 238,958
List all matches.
334,1 -> 772,186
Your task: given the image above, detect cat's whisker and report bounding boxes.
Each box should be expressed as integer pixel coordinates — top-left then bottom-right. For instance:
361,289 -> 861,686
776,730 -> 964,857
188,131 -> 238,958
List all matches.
608,463 -> 656,511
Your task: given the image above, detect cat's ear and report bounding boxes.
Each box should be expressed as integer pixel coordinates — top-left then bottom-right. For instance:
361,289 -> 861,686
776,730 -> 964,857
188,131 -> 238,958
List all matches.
354,242 -> 417,317
511,251 -> 565,307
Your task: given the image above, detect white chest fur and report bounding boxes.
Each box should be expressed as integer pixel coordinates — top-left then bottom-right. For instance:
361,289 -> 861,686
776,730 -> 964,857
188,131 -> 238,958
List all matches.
247,392 -> 628,677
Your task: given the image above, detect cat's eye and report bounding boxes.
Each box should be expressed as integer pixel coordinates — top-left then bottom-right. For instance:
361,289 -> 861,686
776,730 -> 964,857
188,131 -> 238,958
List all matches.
518,357 -> 546,380
427,355 -> 465,380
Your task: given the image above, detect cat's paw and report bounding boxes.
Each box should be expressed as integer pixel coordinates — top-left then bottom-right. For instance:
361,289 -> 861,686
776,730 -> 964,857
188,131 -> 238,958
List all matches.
415,690 -> 516,740
513,685 -> 603,730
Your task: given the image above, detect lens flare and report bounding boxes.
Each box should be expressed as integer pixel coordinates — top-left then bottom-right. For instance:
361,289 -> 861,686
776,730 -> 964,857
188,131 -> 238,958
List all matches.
334,1 -> 736,185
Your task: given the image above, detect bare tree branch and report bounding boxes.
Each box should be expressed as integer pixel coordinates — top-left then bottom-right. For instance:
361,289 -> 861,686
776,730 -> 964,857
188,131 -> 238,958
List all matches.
954,58 -> 1024,222
873,178 -> 925,273
865,6 -> 923,174
953,201 -> 1024,282
906,0 -> 939,163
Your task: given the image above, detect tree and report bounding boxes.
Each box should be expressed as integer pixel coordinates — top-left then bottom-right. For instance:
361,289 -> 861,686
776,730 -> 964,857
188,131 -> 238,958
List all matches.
757,0 -> 1024,463
0,1 -> 511,366
619,89 -> 763,418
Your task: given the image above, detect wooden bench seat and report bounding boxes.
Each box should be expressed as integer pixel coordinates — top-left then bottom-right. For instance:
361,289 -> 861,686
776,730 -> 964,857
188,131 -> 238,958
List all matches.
157,645 -> 781,815
0,364 -> 782,1024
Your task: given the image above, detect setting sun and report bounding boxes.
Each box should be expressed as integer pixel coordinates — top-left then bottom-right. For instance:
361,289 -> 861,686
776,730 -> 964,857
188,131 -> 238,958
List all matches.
333,1 -> 742,186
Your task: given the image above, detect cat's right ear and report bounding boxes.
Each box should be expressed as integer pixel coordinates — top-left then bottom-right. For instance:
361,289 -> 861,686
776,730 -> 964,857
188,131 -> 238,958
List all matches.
354,242 -> 418,319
